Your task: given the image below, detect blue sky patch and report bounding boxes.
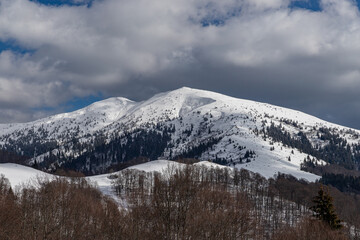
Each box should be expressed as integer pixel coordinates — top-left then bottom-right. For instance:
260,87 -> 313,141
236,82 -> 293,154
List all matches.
30,94 -> 104,115
64,94 -> 104,112
29,0 -> 95,7
201,19 -> 226,27
0,40 -> 34,55
290,0 -> 322,11
200,7 -> 242,27
290,0 -> 360,12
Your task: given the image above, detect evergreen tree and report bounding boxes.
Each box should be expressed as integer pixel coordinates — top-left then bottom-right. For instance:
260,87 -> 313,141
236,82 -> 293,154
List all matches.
310,186 -> 342,229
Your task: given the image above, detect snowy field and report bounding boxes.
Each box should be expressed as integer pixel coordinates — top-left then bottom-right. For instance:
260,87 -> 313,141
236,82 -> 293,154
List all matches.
0,159 -> 320,202
0,87 -> 357,181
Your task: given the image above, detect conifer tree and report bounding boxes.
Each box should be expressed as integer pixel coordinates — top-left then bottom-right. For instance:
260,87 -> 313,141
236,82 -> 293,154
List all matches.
310,186 -> 342,229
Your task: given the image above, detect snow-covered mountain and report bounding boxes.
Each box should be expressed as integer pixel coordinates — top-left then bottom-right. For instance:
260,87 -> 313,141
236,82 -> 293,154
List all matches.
1,87 -> 359,180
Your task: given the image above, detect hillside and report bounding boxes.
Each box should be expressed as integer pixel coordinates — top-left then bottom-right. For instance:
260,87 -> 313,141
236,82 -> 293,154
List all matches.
0,87 -> 359,180
0,160 -> 225,200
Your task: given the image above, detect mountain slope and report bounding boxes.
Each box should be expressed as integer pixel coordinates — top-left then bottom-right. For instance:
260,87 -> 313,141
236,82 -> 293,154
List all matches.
0,87 -> 359,180
0,160 -> 227,201
0,97 -> 136,156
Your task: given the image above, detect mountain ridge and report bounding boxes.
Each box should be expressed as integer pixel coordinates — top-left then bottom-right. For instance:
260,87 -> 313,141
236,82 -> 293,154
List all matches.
0,87 -> 359,181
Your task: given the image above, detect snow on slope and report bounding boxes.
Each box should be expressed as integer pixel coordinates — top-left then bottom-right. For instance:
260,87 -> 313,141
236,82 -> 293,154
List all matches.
1,87 -> 358,181
194,161 -> 230,169
86,160 -> 185,200
0,97 -> 136,145
127,160 -> 184,172
0,160 -> 233,201
0,163 -> 51,190
237,152 -> 320,182
106,87 -> 327,181
119,87 -> 342,129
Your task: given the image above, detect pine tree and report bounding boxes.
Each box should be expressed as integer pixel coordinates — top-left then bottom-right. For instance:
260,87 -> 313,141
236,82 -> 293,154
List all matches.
32,160 -> 39,169
310,186 -> 342,229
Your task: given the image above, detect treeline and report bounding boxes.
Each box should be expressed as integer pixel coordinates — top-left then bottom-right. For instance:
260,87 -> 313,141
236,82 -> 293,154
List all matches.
0,149 -> 28,164
301,157 -> 360,177
273,173 -> 360,238
1,164 -> 358,239
0,175 -> 124,240
266,123 -> 360,170
266,123 -> 314,155
321,173 -> 360,194
52,127 -> 173,175
302,157 -> 360,195
112,164 -> 350,239
175,137 -> 221,159
2,135 -> 58,159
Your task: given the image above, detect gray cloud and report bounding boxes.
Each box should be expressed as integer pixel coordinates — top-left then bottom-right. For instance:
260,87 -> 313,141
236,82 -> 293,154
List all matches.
1,0 -> 360,129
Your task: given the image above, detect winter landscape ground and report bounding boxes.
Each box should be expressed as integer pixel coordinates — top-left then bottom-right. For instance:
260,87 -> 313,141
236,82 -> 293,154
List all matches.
2,87 -> 358,179
3,0 -> 360,239
1,88 -> 360,239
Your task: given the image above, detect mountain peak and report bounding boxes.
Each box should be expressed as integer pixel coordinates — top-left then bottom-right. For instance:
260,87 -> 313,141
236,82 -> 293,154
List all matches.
84,96 -> 135,111
1,87 -> 359,182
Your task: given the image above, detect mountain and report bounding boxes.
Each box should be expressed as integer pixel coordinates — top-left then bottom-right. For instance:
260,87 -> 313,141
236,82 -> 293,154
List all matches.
1,87 -> 360,180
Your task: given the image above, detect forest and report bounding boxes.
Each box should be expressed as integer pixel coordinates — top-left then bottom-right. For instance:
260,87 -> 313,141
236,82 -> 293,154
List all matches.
266,124 -> 360,170
0,162 -> 357,240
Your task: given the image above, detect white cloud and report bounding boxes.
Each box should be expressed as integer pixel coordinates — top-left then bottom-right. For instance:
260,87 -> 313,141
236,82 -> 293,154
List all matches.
1,0 -> 360,127
243,0 -> 290,10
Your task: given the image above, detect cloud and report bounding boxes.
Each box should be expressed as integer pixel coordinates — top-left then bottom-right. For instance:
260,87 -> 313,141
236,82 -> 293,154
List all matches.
0,0 -> 360,128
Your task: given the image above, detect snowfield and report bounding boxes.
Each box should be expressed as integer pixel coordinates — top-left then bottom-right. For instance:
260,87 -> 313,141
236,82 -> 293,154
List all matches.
0,163 -> 52,190
0,160 -> 200,200
0,87 -> 356,182
0,159 -> 320,203
127,160 -> 184,173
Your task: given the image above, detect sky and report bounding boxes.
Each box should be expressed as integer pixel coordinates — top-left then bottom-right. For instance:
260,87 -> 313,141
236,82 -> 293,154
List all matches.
1,0 -> 360,129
